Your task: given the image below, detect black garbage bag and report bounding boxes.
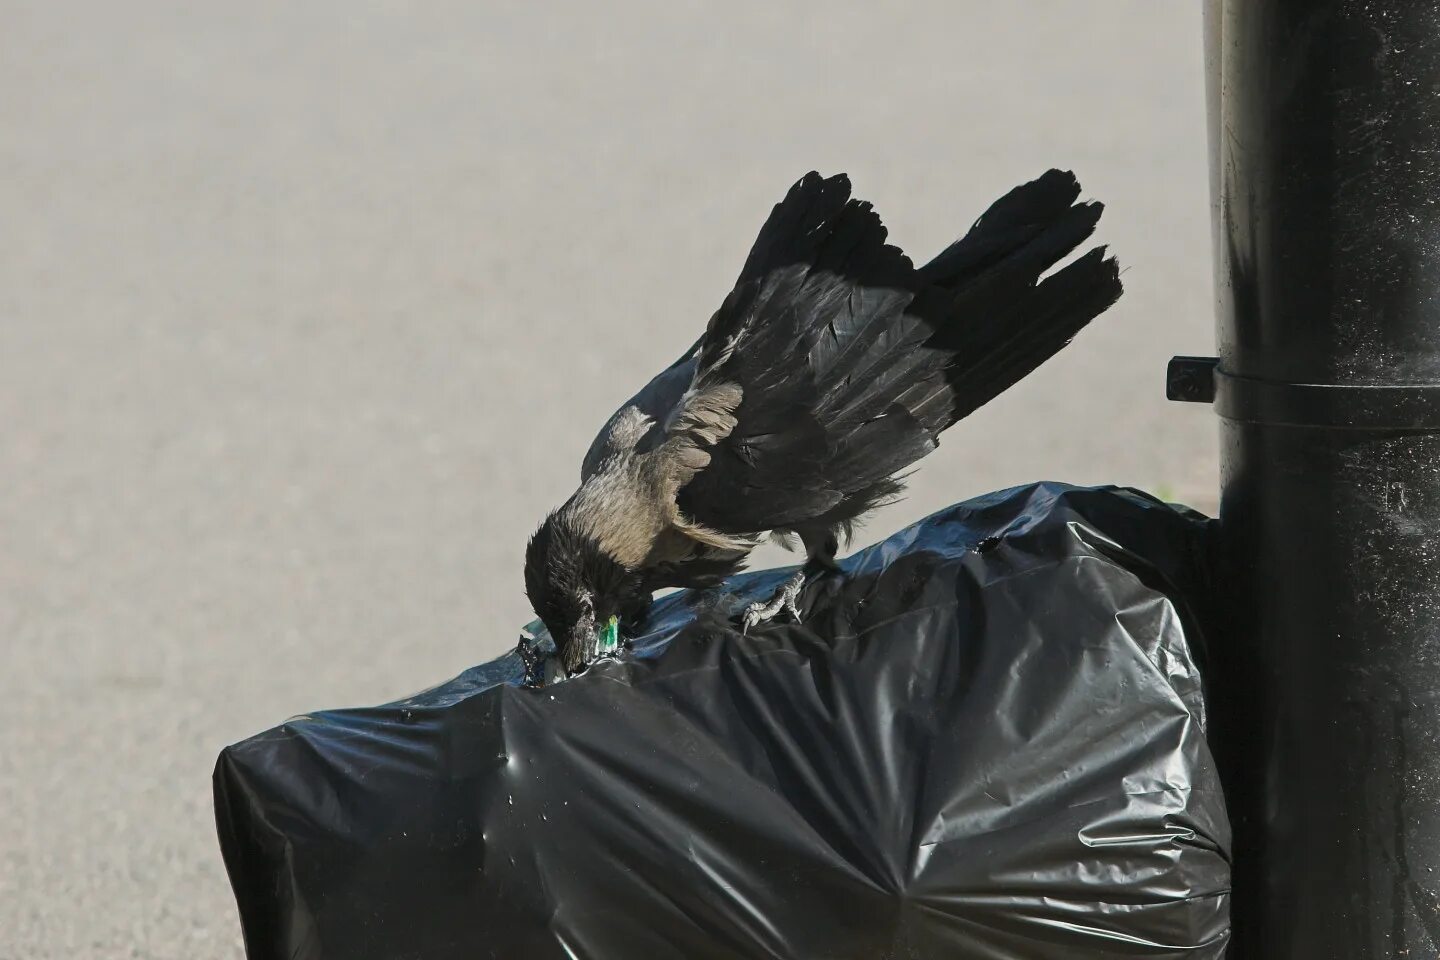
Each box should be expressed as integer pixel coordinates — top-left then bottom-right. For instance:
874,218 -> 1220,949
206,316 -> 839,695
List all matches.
215,482 -> 1231,959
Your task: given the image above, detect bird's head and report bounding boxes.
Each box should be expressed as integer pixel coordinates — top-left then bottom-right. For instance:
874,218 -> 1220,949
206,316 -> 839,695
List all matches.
524,511 -> 646,674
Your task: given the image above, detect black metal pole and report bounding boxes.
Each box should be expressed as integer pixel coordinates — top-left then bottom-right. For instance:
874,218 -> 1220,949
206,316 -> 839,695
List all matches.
1172,2 -> 1440,955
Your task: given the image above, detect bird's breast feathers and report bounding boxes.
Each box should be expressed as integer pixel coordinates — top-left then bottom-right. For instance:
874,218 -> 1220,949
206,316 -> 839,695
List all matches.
567,394 -> 758,569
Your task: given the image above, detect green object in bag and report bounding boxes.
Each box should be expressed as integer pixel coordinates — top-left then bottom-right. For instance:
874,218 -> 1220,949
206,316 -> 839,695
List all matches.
597,615 -> 619,655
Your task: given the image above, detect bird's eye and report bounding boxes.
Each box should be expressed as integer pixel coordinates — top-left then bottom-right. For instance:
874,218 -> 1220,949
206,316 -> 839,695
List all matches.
596,615 -> 620,654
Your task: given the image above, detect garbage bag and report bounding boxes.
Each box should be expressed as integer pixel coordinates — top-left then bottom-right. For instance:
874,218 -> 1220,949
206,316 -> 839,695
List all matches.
214,482 -> 1231,959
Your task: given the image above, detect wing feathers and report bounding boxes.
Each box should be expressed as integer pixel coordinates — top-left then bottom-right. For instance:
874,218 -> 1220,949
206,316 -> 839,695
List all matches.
675,169 -> 1122,536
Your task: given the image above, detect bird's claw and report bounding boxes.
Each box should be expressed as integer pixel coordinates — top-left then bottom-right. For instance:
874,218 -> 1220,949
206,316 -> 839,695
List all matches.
741,570 -> 806,634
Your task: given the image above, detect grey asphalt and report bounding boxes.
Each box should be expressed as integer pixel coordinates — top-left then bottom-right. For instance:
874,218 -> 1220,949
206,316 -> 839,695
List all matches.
0,2 -> 1216,957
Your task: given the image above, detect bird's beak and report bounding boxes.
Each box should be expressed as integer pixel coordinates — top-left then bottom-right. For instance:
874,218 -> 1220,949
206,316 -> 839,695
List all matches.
561,615 -> 619,676
563,626 -> 594,673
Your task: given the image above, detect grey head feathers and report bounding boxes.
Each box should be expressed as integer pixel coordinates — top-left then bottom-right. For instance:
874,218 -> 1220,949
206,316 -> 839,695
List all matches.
523,512 -> 644,668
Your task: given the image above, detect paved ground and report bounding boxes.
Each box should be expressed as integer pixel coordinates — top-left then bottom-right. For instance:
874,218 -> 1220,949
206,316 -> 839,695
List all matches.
0,2 -> 1216,957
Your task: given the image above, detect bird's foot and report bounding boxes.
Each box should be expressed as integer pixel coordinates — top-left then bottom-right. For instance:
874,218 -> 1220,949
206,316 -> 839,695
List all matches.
741,569 -> 806,634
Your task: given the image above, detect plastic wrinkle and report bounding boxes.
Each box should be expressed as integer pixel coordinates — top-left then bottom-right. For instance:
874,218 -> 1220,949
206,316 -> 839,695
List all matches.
215,482 -> 1231,960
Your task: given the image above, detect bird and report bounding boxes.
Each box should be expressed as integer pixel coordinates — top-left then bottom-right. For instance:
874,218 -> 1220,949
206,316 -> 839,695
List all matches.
524,169 -> 1123,675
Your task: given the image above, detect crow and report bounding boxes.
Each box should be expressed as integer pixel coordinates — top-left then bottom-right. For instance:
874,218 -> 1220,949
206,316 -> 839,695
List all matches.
525,169 -> 1123,674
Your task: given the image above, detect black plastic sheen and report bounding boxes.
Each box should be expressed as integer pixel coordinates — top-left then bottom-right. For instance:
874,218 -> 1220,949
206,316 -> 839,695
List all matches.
215,484 -> 1231,959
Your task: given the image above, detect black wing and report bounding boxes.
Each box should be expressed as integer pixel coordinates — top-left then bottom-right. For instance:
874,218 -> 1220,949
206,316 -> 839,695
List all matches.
675,169 -> 1122,536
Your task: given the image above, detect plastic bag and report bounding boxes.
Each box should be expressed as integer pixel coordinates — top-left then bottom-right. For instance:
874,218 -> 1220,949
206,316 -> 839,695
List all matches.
215,482 -> 1231,959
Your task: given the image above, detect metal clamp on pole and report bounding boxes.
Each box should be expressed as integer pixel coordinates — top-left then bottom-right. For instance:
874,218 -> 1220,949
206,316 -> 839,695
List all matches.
1169,357 -> 1440,429
1166,356 -> 1219,404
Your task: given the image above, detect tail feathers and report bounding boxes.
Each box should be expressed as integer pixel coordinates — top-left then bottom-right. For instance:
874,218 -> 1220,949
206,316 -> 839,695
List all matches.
676,168 -> 1124,539
819,181 -> 1114,432
907,245 -> 1123,430
918,169 -> 1090,286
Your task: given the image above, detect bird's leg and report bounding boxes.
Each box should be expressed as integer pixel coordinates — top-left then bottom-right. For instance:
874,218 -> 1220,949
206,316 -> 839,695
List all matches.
741,569 -> 806,634
739,528 -> 843,633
